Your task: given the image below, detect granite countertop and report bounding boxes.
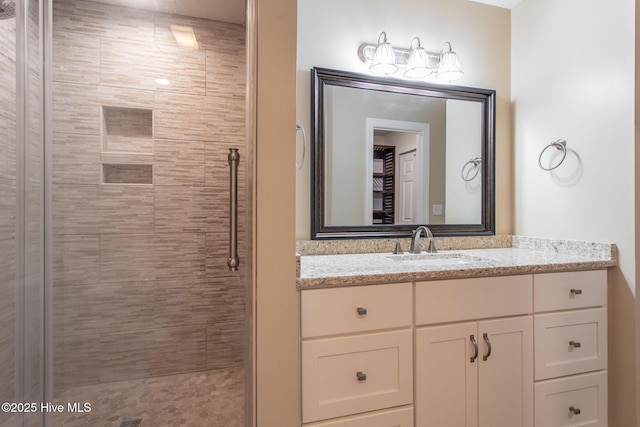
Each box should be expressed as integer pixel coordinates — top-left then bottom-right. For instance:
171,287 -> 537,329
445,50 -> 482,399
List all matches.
297,236 -> 616,289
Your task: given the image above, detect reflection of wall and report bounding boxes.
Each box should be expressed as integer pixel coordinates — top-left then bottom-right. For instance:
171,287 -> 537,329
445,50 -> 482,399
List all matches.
446,99 -> 482,224
326,87 -> 445,225
51,0 -> 246,393
296,0 -> 511,238
0,14 -> 16,424
512,0 -> 636,425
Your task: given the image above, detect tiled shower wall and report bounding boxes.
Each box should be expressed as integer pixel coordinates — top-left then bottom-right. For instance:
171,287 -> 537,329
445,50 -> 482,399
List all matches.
51,0 -> 247,392
0,14 -> 16,422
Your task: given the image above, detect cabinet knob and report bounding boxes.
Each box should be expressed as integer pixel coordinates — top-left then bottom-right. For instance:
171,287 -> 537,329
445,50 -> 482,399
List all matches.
356,371 -> 367,382
569,406 -> 581,415
570,288 -> 583,295
357,307 -> 367,316
569,340 -> 582,348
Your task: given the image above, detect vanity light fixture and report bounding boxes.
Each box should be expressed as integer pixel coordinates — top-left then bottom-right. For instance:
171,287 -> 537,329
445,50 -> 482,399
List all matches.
405,37 -> 432,78
358,32 -> 464,81
435,42 -> 464,81
369,31 -> 398,75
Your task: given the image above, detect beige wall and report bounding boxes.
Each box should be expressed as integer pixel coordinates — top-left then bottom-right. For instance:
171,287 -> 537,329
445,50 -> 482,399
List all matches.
254,0 -> 299,424
51,0 -> 248,392
296,0 -> 512,239
0,13 -> 16,427
511,0 -> 637,425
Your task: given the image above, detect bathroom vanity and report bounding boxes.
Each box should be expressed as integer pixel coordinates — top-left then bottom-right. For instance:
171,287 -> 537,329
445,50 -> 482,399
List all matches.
297,238 -> 614,427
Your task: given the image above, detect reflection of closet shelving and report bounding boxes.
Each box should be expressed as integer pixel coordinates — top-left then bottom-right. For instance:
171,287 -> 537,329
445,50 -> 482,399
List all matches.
373,145 -> 394,224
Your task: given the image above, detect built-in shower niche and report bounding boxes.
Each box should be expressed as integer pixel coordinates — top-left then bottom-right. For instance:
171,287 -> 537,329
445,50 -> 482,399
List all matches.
101,106 -> 154,185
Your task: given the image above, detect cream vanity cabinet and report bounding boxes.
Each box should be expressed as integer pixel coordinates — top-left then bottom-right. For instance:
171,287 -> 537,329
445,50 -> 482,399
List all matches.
533,270 -> 608,426
299,269 -> 607,427
300,282 -> 414,426
415,275 -> 534,427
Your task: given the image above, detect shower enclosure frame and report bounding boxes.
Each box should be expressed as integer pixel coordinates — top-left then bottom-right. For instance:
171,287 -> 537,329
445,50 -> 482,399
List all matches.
9,0 -> 257,424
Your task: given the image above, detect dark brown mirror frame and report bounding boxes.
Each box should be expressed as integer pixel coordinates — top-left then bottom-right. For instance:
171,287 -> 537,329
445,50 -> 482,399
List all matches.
310,67 -> 496,240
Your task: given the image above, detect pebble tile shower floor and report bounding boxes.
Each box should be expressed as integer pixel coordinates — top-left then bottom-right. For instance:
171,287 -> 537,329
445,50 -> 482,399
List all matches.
50,367 -> 244,427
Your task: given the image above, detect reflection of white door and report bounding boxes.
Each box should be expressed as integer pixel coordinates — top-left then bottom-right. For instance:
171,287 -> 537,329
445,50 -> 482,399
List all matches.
398,150 -> 417,224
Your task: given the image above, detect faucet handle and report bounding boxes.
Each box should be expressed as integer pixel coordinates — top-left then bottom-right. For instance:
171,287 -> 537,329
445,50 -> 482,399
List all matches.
393,240 -> 404,255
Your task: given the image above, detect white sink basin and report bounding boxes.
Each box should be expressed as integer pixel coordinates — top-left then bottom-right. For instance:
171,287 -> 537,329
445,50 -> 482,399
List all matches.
386,252 -> 482,266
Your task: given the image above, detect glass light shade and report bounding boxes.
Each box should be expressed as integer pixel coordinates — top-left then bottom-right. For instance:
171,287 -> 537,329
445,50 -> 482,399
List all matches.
436,48 -> 464,81
369,34 -> 397,75
404,46 -> 432,79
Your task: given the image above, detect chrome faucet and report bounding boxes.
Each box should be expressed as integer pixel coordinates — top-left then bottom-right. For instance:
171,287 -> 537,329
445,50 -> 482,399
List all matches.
409,225 -> 437,254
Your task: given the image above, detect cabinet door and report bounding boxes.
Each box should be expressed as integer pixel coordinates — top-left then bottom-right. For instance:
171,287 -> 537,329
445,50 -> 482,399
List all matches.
478,316 -> 533,427
416,322 -> 478,427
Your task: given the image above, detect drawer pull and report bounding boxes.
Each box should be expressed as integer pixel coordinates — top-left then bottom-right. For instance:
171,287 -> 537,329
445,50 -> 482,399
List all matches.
356,371 -> 367,382
356,307 -> 367,316
569,340 -> 582,348
569,406 -> 581,415
570,288 -> 583,295
470,334 -> 478,363
482,333 -> 492,361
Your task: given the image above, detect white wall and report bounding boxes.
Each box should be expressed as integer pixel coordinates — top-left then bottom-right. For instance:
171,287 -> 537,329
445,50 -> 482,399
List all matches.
511,0 -> 637,425
446,99 -> 482,224
296,0 -> 512,239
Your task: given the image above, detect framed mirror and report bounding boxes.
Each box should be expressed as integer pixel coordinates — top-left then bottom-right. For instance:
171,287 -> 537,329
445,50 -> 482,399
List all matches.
310,67 -> 496,239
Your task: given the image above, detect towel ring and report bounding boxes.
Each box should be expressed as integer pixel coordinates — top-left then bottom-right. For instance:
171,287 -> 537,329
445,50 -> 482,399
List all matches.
461,157 -> 482,182
296,123 -> 306,170
538,139 -> 567,171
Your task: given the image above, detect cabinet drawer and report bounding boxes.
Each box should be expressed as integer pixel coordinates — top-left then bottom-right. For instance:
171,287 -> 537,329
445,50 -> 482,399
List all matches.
302,329 -> 413,423
534,371 -> 607,427
534,270 -> 607,312
303,406 -> 413,427
415,275 -> 532,325
301,283 -> 412,338
534,309 -> 607,380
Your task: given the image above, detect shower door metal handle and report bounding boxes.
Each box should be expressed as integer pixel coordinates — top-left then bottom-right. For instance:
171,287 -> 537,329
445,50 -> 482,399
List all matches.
227,148 -> 240,271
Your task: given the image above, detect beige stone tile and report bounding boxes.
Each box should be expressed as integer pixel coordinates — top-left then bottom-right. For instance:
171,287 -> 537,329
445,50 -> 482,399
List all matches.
149,325 -> 207,376
53,0 -> 155,43
154,138 -> 205,186
52,133 -> 101,184
154,278 -> 213,327
52,82 -> 153,135
153,90 -> 245,142
52,184 -> 154,234
98,329 -> 156,381
100,233 -> 206,282
205,48 -> 246,99
97,185 -> 154,233
102,164 -> 153,184
0,181 -> 15,241
53,334 -> 102,393
53,281 -> 103,338
0,263 -> 15,405
0,115 -> 16,183
94,280 -> 157,333
98,234 -> 155,282
204,142 -> 247,187
52,234 -> 99,285
99,325 -> 207,382
154,186 -> 220,233
102,106 -> 153,153
154,13 -> 245,53
206,320 -> 245,370
101,38 -> 206,95
205,231 -> 249,280
52,30 -> 100,85
153,233 -> 206,280
52,184 -> 101,235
